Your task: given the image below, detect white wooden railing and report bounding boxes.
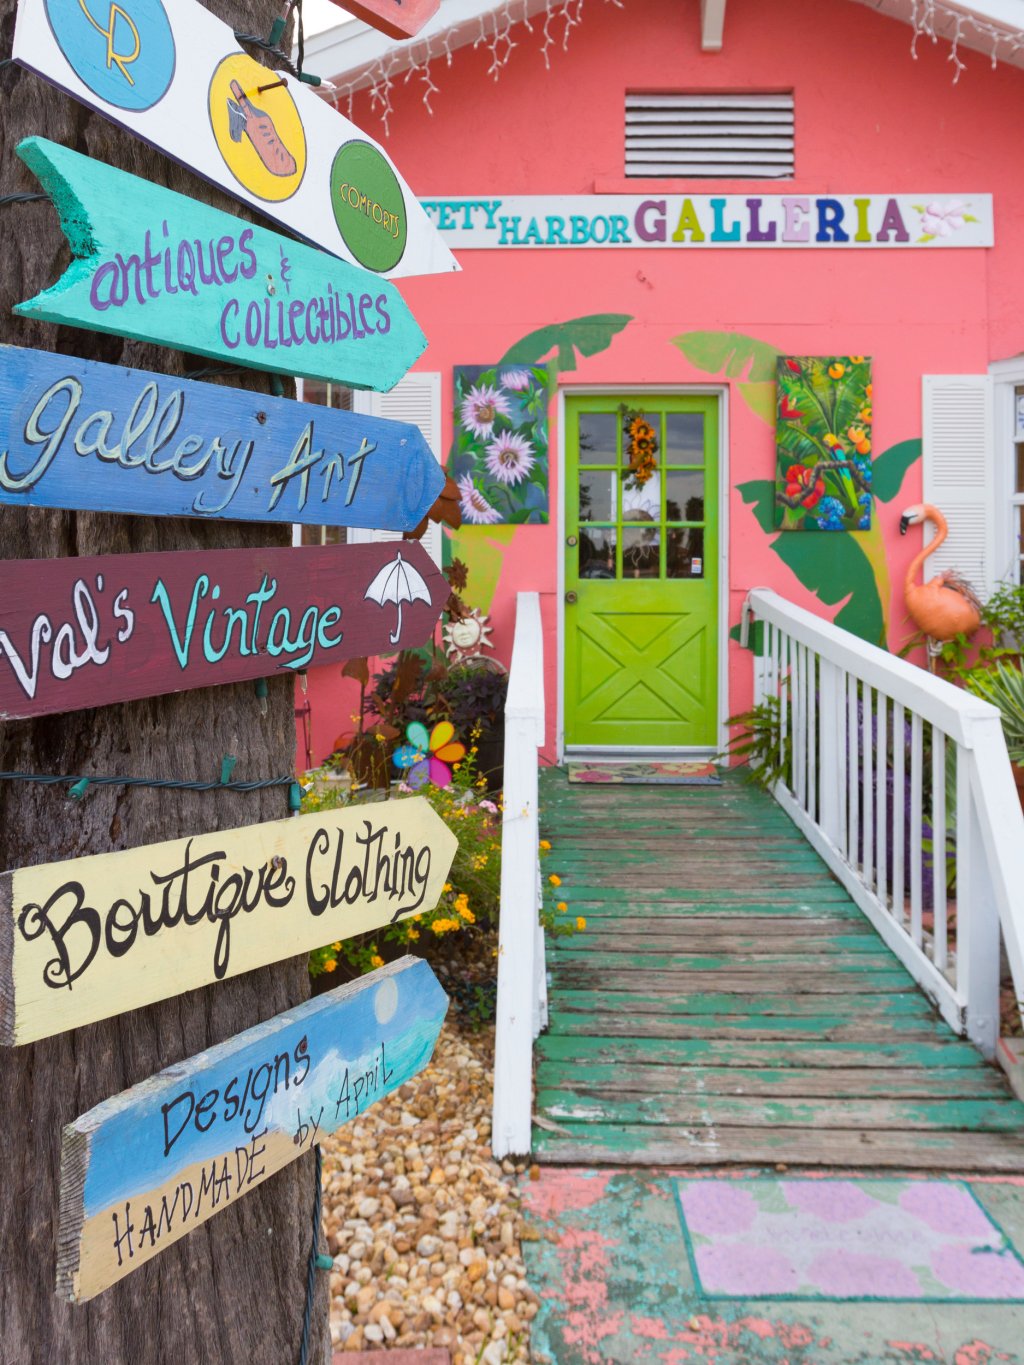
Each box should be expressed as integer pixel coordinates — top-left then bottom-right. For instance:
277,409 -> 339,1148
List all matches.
742,588 -> 1024,1058
492,592 -> 546,1158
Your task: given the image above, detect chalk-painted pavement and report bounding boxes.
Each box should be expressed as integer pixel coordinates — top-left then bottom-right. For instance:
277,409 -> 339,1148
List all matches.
522,1168 -> 1024,1365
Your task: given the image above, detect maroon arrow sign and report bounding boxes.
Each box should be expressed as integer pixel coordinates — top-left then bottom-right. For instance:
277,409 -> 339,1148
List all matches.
0,543 -> 446,719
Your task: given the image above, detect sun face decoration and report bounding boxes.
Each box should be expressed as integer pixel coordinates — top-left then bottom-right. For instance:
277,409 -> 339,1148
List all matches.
392,721 -> 466,789
442,607 -> 495,665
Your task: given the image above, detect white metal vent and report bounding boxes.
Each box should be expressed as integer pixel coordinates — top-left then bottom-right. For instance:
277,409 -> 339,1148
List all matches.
625,92 -> 794,179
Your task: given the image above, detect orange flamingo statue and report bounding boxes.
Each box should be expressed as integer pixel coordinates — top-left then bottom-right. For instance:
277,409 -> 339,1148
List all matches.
899,503 -> 982,650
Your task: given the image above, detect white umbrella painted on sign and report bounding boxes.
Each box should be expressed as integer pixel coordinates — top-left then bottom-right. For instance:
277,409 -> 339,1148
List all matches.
364,552 -> 433,645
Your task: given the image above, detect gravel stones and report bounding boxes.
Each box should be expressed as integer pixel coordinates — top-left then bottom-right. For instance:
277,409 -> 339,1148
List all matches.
322,1023 -> 537,1363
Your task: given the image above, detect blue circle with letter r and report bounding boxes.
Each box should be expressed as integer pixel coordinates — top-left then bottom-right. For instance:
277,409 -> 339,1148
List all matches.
45,0 -> 176,112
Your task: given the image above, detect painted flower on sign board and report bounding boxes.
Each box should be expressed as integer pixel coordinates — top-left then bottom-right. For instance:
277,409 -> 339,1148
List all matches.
774,356 -> 873,532
452,364 -> 549,523
912,199 -> 978,243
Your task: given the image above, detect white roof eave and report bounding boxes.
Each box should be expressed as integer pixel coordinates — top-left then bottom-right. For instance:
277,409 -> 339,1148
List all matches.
300,0 -> 1024,91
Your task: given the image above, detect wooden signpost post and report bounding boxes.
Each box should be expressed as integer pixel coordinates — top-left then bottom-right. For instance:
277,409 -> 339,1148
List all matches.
1,805 -> 456,1046
0,344 -> 444,530
56,956 -> 448,1301
0,540 -> 446,719
14,137 -> 427,392
328,0 -> 441,40
12,0 -> 458,278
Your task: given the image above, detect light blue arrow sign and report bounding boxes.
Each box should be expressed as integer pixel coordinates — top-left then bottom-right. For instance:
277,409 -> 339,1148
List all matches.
0,345 -> 443,528
57,956 -> 448,1301
14,137 -> 426,392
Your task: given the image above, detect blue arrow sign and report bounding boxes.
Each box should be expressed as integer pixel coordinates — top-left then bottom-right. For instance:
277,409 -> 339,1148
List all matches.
57,957 -> 449,1301
13,137 -> 426,392
0,345 -> 443,529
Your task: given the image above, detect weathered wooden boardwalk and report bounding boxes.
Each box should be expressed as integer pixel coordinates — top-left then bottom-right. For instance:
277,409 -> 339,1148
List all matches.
534,768 -> 1024,1170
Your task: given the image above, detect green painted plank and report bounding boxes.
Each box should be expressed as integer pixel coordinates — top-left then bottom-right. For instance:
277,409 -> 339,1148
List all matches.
550,989 -> 937,1019
534,1060 -> 1010,1099
545,1012 -> 952,1042
543,887 -> 854,902
547,949 -> 905,972
555,900 -> 861,917
536,1089 -> 1024,1132
536,1034 -> 984,1069
558,933 -> 885,956
549,969 -> 917,995
531,1123 -> 1024,1170
571,919 -> 875,939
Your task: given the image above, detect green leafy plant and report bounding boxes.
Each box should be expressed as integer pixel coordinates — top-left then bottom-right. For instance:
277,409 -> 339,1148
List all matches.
963,661 -> 1024,764
982,581 -> 1024,659
721,694 -> 792,791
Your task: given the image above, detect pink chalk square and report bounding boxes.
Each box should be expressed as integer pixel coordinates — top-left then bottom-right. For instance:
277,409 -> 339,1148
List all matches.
673,1178 -> 1024,1303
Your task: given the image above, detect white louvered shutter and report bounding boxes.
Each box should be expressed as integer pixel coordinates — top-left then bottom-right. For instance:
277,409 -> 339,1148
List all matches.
350,373 -> 443,567
922,375 -> 995,600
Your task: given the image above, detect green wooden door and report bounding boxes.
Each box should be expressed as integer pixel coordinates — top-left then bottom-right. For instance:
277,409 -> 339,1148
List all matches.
564,394 -> 719,749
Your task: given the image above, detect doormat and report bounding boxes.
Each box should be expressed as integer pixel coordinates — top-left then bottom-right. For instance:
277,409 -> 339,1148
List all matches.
568,761 -> 721,785
674,1177 -> 1024,1303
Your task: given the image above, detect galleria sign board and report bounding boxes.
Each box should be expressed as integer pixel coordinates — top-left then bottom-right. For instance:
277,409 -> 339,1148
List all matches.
419,193 -> 995,249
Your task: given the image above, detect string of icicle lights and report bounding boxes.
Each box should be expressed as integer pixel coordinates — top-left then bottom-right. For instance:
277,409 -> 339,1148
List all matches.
334,0 -> 623,134
910,0 -> 1024,82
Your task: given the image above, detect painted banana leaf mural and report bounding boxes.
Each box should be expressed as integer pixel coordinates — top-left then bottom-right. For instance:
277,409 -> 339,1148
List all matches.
673,331 -> 922,646
775,356 -> 873,532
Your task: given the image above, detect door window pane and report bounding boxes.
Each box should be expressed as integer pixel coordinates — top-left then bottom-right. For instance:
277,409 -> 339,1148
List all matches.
667,527 -> 705,578
580,527 -> 616,578
578,412 -> 618,464
579,471 -> 615,522
666,471 -> 705,523
666,412 -> 705,463
623,473 -> 661,522
1016,444 -> 1024,494
622,526 -> 660,578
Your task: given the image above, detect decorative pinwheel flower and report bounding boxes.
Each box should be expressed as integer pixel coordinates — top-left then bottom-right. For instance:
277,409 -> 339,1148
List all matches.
392,721 -> 466,789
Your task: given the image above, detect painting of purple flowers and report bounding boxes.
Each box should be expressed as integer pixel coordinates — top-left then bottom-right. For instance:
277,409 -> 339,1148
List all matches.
451,364 -> 549,524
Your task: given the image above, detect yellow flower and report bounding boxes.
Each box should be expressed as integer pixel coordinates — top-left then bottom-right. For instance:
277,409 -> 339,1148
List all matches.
576,917 -> 587,931
443,883 -> 452,893
407,927 -> 420,941
557,901 -> 568,912
324,958 -> 337,972
471,745 -> 479,754
539,839 -> 551,851
828,362 -> 845,379
849,355 -> 865,364
549,874 -> 561,887
332,942 -> 341,952
457,903 -> 476,923
370,954 -> 384,969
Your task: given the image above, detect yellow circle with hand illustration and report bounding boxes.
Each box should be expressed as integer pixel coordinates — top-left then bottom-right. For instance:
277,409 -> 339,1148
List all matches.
208,54 -> 306,202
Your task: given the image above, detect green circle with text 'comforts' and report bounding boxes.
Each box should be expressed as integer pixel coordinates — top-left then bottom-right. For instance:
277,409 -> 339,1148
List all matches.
330,141 -> 407,273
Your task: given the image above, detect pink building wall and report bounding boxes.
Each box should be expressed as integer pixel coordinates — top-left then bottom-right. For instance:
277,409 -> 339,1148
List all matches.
298,0 -> 1024,767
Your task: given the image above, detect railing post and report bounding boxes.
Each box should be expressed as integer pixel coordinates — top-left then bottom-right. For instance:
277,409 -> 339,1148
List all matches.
818,658 -> 842,846
957,754 -> 1001,1059
492,592 -> 545,1160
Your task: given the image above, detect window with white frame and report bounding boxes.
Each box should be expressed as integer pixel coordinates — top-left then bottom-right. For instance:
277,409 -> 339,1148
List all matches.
292,379 -> 353,547
1011,386 -> 1024,583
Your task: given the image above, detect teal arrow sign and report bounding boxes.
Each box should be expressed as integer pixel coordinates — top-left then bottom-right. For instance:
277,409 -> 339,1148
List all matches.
13,137 -> 426,392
